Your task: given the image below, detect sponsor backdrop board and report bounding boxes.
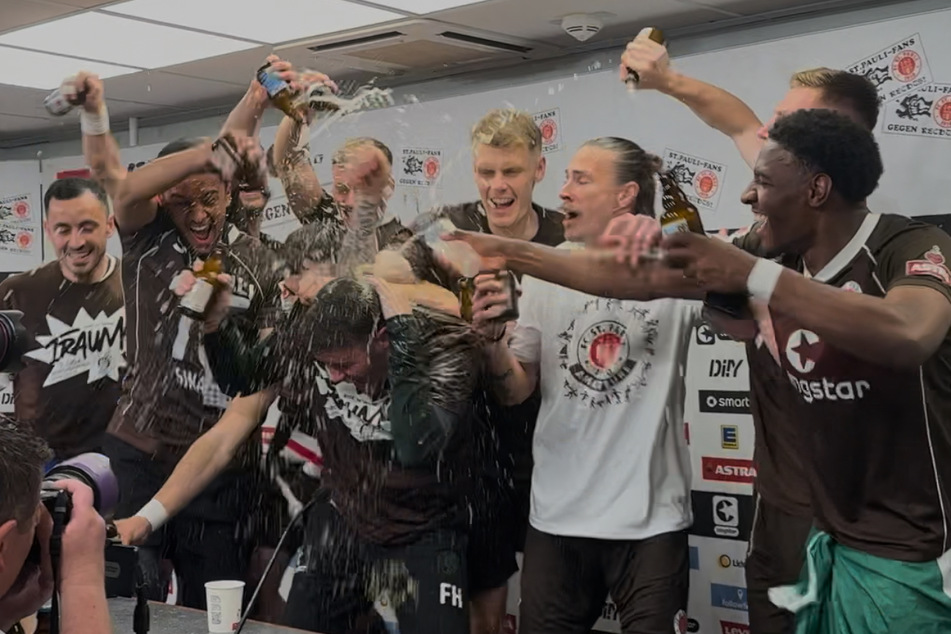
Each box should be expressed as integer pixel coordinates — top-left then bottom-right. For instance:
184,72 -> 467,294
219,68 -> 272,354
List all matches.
3,6 -> 951,634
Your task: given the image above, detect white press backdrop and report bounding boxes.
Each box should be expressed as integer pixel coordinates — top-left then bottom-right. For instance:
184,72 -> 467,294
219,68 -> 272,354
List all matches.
1,4 -> 951,632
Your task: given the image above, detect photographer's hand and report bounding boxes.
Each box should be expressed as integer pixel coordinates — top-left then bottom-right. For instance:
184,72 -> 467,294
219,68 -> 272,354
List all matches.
51,480 -> 110,634
0,507 -> 53,631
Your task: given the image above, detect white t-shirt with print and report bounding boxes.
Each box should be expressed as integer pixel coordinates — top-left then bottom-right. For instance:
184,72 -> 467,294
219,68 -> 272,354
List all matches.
510,248 -> 700,539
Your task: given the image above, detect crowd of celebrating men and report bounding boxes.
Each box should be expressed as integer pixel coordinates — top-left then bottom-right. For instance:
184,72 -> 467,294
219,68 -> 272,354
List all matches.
0,27 -> 949,634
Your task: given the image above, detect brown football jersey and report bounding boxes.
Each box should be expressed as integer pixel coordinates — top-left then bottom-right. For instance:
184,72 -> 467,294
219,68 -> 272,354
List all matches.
0,257 -> 124,459
770,213 -> 951,561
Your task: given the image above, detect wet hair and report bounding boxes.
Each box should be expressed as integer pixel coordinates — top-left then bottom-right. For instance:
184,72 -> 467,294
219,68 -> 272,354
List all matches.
581,137 -> 663,217
768,109 -> 883,205
470,109 -> 542,154
332,137 -> 393,166
44,177 -> 109,215
0,419 -> 52,528
789,68 -> 880,131
288,277 -> 382,353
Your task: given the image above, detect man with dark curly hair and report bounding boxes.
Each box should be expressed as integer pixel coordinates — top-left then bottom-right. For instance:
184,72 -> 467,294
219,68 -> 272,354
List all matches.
110,271 -> 483,634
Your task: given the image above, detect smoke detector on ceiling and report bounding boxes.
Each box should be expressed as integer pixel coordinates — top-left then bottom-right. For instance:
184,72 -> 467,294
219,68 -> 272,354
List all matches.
561,13 -> 603,42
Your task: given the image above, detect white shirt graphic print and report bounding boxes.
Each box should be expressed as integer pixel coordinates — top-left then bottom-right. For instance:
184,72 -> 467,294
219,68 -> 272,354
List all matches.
510,254 -> 698,540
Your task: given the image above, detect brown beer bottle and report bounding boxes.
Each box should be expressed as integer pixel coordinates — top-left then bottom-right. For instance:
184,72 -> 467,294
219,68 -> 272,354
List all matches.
179,247 -> 228,319
625,27 -> 666,90
658,172 -> 749,319
256,63 -> 303,123
659,171 -> 705,235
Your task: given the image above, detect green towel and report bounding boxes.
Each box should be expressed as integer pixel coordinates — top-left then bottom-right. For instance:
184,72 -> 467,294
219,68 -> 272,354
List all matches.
770,530 -> 951,633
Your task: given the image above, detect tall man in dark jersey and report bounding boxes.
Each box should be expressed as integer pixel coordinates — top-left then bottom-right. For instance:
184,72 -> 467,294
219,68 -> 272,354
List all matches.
0,178 -> 124,462
620,30 -> 881,633
405,108 -> 564,634
662,109 -> 951,633
86,58 -> 305,608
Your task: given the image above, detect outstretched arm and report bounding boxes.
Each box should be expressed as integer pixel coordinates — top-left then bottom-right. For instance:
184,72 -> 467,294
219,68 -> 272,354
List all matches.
114,390 -> 275,545
620,29 -> 764,167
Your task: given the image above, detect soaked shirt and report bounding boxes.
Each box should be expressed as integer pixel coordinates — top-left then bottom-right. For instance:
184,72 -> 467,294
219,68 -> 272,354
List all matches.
107,215 -> 281,461
206,306 -> 482,546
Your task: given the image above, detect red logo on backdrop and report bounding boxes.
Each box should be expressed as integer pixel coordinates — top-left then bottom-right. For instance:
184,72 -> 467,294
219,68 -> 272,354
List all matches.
702,457 -> 757,484
502,615 -> 517,634
16,231 -> 33,250
13,201 -> 30,219
891,49 -> 921,82
906,246 -> 951,286
540,118 -> 557,144
934,96 -> 951,129
56,168 -> 92,179
693,169 -> 719,199
721,622 -> 750,634
424,156 -> 440,180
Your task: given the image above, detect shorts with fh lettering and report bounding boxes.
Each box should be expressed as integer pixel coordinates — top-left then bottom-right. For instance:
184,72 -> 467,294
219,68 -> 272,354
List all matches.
283,502 -> 469,634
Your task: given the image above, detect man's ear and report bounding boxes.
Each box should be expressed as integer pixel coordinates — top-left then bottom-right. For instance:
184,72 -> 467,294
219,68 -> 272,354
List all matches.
807,173 -> 832,208
0,518 -> 18,575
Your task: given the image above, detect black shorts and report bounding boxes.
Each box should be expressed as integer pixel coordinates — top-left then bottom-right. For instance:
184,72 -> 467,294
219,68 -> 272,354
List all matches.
745,490 -> 813,634
283,502 -> 469,634
467,475 -> 520,595
519,525 -> 689,634
103,435 -> 255,609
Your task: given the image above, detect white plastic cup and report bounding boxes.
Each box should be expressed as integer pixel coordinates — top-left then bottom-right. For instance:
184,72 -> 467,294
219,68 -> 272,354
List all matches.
205,580 -> 245,633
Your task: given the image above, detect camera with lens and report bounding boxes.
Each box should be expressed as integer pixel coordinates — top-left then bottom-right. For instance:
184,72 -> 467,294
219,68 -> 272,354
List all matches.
31,453 -> 138,601
0,310 -> 31,373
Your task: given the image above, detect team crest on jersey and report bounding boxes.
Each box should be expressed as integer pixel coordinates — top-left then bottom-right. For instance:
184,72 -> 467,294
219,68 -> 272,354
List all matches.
906,245 -> 951,285
25,307 -> 126,386
557,298 -> 658,408
841,281 -> 863,293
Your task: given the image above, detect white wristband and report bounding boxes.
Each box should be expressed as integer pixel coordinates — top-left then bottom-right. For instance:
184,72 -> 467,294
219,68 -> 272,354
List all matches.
747,259 -> 784,303
135,499 -> 169,531
80,105 -> 110,136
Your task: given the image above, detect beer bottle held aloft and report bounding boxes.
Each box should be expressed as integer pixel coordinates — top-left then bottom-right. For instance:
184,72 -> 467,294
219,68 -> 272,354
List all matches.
179,247 -> 228,320
256,63 -> 303,123
625,27 -> 666,91
659,172 -> 750,319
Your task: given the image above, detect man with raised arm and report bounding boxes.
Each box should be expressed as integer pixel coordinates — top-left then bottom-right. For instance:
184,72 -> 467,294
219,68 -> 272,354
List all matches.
80,57 -> 305,608
619,30 -> 881,632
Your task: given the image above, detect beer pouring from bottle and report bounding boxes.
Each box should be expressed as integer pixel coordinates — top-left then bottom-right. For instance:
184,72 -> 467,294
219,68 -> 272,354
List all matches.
179,248 -> 228,320
624,28 -> 666,92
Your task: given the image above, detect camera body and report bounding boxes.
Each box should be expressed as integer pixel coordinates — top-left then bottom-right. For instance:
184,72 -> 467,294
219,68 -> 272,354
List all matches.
36,453 -> 138,599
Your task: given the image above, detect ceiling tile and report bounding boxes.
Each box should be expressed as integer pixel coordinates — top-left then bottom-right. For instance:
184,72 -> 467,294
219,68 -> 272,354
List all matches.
0,0 -> 78,34
105,0 -> 404,45
0,12 -> 256,69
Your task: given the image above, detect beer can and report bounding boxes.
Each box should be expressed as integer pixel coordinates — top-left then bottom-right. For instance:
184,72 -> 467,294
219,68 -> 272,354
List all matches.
44,88 -> 77,116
